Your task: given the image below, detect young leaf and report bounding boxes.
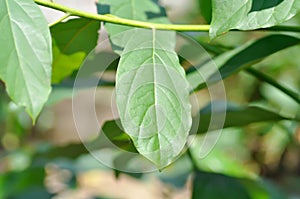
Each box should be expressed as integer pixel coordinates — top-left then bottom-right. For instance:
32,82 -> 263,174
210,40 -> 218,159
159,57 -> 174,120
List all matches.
210,0 -> 300,38
0,0 -> 52,121
187,34 -> 300,91
51,18 -> 100,83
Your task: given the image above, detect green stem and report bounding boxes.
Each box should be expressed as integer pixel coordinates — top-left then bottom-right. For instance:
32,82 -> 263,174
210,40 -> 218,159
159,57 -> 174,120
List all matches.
246,68 -> 300,104
35,0 -> 209,31
48,13 -> 72,27
34,0 -> 300,33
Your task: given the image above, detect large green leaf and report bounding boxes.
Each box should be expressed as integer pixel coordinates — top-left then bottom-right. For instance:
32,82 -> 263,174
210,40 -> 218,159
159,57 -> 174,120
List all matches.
0,0 -> 52,121
210,0 -> 300,38
116,29 -> 191,168
98,0 -> 192,168
51,18 -> 100,83
192,171 -> 251,199
196,101 -> 297,134
187,34 -> 300,91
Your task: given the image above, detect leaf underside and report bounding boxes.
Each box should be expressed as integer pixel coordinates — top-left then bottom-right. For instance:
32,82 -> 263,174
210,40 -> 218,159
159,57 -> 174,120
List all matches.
0,0 -> 52,121
98,0 -> 192,168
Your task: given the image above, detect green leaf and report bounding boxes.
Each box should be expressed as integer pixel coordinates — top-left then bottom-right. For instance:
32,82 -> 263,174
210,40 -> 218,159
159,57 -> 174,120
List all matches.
34,143 -> 88,160
199,0 -> 212,23
98,0 -> 192,168
192,171 -> 251,199
51,18 -> 100,83
0,168 -> 50,199
187,34 -> 300,91
210,0 -> 300,38
99,100 -> 296,140
196,101 -> 296,134
241,178 -> 289,199
97,0 -> 169,54
116,29 -> 192,168
0,0 -> 52,121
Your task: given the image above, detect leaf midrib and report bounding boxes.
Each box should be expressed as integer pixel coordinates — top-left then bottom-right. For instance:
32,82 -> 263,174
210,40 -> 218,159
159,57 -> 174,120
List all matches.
151,29 -> 160,158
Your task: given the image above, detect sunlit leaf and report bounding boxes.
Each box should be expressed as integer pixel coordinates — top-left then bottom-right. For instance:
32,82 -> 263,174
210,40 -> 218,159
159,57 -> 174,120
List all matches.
116,29 -> 191,168
51,18 -> 100,83
98,0 -> 192,168
0,0 -> 52,121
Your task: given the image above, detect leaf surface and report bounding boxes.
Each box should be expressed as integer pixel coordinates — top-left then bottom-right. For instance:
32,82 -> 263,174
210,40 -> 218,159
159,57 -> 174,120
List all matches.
192,171 -> 251,199
51,18 -> 100,83
116,29 -> 191,168
0,0 -> 52,121
196,101 -> 296,133
98,0 -> 192,168
187,34 -> 300,91
210,0 -> 300,38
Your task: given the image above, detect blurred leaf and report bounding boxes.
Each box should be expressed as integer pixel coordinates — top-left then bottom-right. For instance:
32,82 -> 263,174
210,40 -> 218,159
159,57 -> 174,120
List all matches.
190,132 -> 254,178
33,120 -> 137,163
35,143 -> 88,160
187,34 -> 300,91
158,155 -> 192,188
196,101 -> 296,134
7,188 -> 52,199
98,101 -> 295,141
0,168 -> 50,199
51,18 -> 100,83
240,178 -> 287,199
0,0 -> 52,122
199,0 -> 212,23
113,154 -> 143,179
210,0 -> 300,38
192,171 -> 251,199
241,179 -> 270,199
